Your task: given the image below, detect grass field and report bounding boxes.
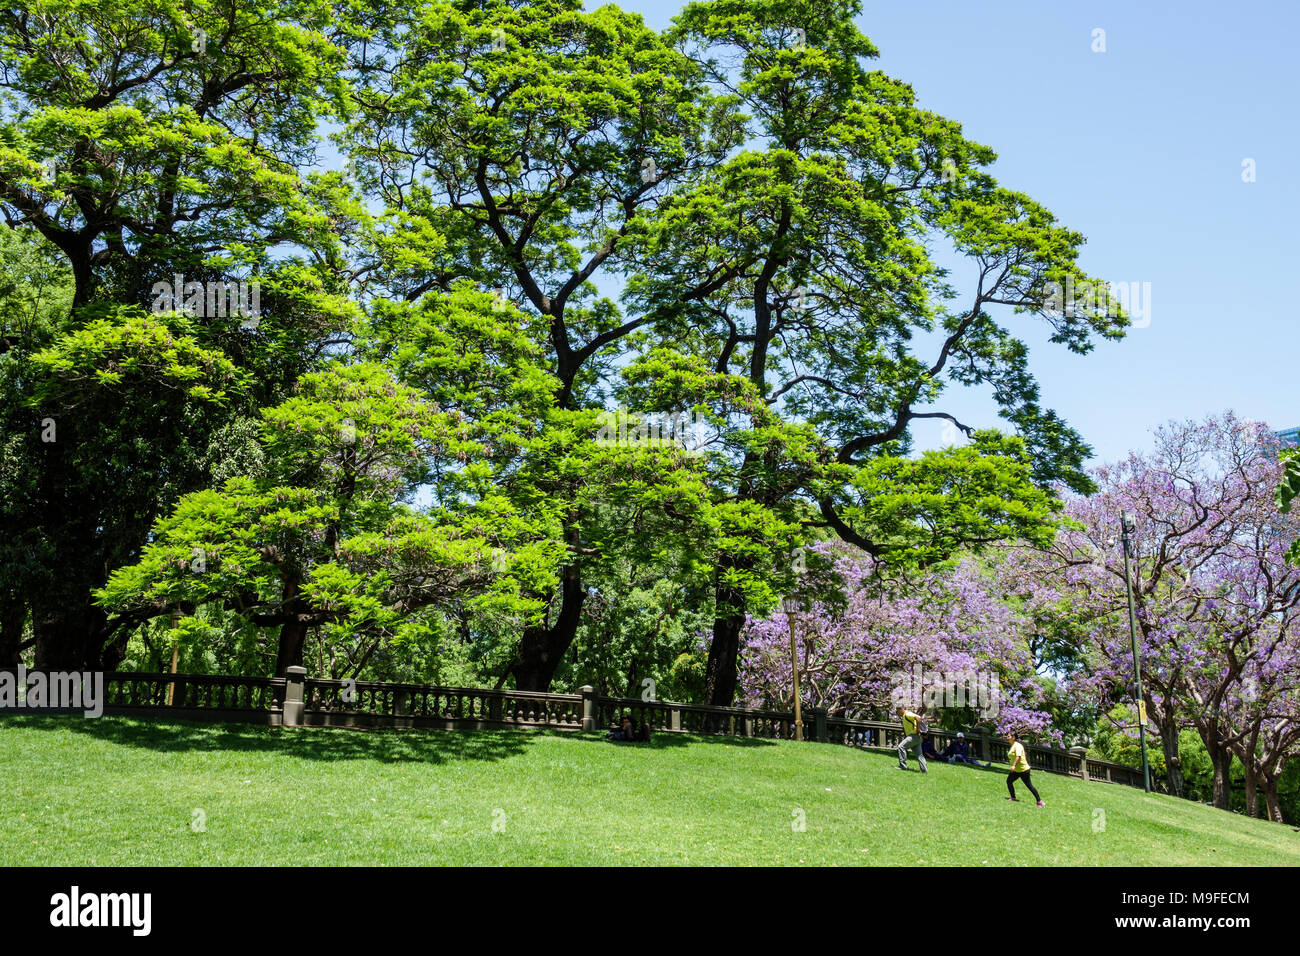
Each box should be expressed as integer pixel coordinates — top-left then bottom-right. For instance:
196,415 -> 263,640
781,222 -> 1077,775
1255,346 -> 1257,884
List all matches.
2,715 -> 1297,866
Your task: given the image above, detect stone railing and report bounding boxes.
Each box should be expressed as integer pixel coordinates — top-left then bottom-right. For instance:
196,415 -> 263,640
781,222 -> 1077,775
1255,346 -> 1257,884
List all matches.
299,677 -> 583,731
5,668 -> 1163,794
102,670 -> 286,723
592,692 -> 802,739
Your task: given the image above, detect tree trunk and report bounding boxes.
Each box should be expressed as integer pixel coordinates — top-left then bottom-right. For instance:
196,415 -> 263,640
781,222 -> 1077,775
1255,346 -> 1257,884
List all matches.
273,576 -> 309,676
1157,716 -> 1185,797
0,596 -> 24,668
704,604 -> 745,707
1244,763 -> 1258,818
508,564 -> 586,691
1209,745 -> 1233,811
625,657 -> 640,701
100,629 -> 130,673
1263,778 -> 1284,823
275,619 -> 309,676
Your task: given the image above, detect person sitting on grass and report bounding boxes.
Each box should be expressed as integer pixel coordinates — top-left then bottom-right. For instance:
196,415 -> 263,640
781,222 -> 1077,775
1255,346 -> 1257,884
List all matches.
607,716 -> 636,741
1004,730 -> 1044,806
921,732 -> 942,761
606,716 -> 653,743
940,732 -> 987,766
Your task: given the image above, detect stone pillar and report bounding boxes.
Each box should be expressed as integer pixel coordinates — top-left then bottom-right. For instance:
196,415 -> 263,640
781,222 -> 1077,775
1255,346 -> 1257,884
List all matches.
170,673 -> 186,709
976,728 -> 991,762
580,685 -> 596,731
1069,745 -> 1089,781
809,707 -> 828,743
669,702 -> 681,732
283,666 -> 306,727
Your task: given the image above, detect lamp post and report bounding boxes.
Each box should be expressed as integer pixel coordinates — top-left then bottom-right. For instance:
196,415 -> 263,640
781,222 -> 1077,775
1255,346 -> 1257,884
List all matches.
1119,511 -> 1152,793
782,595 -> 804,742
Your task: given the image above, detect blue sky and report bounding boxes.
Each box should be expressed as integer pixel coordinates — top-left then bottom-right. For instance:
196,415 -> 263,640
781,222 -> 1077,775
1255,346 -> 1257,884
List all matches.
618,0 -> 1300,464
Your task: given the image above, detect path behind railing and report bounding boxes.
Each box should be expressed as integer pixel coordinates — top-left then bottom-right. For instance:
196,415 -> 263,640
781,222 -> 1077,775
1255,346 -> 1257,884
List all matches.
8,668 -> 1163,794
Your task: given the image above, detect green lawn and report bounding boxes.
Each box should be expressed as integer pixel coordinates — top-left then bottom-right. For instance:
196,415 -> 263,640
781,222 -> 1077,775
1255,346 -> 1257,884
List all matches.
1,715 -> 1296,866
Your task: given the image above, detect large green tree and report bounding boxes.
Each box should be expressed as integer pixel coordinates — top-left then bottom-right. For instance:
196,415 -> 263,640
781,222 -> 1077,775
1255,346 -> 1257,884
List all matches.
620,0 -> 1126,703
2,0 -> 1131,700
98,319 -> 567,672
0,0 -> 364,668
339,0 -> 1126,698
100,282 -> 576,672
344,0 -> 742,689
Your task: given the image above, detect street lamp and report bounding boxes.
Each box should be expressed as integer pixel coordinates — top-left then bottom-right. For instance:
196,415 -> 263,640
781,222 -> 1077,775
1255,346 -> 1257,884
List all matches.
1119,511 -> 1152,793
781,595 -> 804,742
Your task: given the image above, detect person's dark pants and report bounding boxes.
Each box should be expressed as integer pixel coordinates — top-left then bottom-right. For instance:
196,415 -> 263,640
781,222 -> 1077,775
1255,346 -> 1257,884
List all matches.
1007,770 -> 1040,801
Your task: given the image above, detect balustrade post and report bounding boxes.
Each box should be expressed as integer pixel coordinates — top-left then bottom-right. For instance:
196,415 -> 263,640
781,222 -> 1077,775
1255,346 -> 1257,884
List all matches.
976,728 -> 991,763
809,707 -> 827,743
669,702 -> 681,733
170,673 -> 187,709
283,666 -> 306,727
1069,745 -> 1089,781
580,686 -> 596,731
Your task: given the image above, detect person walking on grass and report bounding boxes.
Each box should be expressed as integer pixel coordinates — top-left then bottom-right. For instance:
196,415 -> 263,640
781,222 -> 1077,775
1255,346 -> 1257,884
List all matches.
1005,731 -> 1044,806
896,705 -> 928,773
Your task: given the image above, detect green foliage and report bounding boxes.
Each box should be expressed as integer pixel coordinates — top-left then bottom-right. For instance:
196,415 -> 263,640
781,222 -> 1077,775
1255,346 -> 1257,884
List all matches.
558,561 -> 714,698
818,431 -> 1065,570
1279,447 -> 1300,566
97,287 -> 575,672
0,0 -> 355,302
4,0 -> 1128,697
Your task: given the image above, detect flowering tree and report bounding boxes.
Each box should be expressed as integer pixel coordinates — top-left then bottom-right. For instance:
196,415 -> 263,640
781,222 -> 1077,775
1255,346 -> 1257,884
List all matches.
1223,639 -> 1300,821
1007,413 -> 1300,809
738,543 -> 1054,736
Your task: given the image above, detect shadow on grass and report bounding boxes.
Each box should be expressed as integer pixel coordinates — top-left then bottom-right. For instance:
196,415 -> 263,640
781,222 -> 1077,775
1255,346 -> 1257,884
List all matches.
0,713 -> 781,765
0,714 -> 533,766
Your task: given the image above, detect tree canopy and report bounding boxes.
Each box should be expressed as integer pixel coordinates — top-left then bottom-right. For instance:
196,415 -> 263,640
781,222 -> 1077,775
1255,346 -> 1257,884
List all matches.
4,0 -> 1127,712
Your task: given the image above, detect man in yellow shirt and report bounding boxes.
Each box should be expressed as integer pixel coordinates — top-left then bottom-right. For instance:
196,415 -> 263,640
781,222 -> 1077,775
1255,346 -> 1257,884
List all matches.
1005,731 -> 1043,805
896,706 -> 928,773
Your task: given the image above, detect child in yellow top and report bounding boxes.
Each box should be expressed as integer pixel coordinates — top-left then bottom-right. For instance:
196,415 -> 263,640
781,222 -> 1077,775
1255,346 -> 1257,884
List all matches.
1005,731 -> 1043,806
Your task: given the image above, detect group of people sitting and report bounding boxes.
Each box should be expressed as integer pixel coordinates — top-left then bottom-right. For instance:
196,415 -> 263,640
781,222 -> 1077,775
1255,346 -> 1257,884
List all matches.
921,730 -> 989,766
606,715 -> 653,743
